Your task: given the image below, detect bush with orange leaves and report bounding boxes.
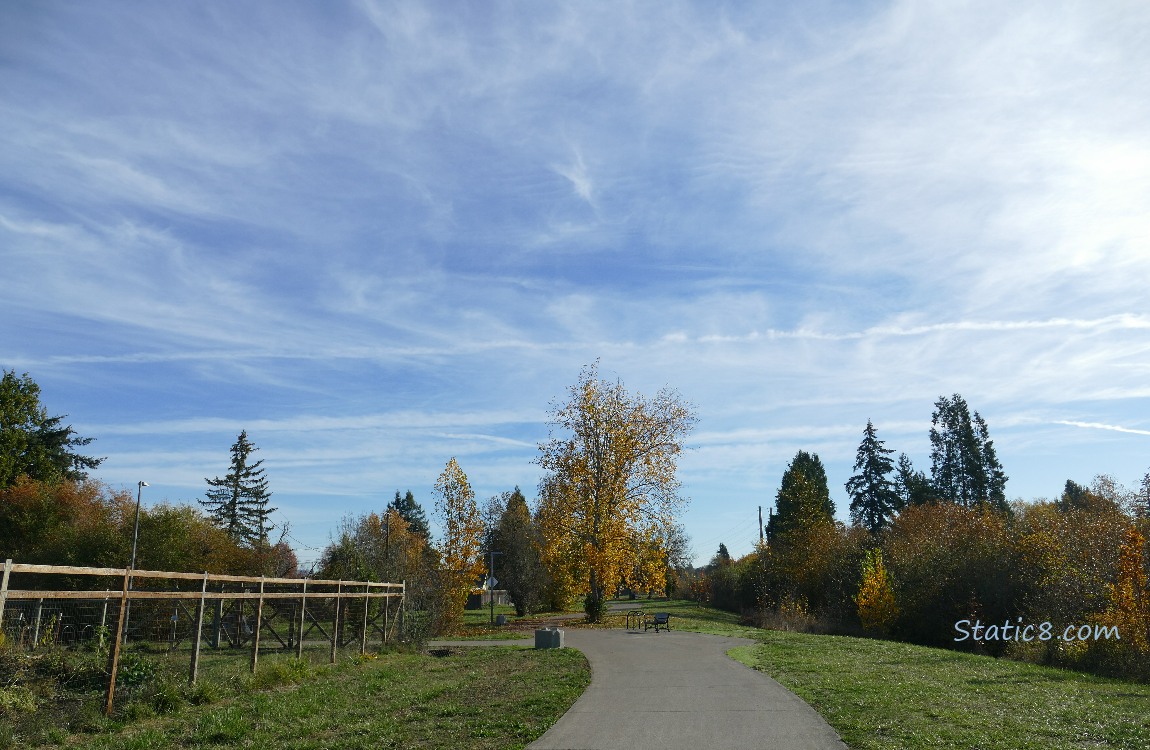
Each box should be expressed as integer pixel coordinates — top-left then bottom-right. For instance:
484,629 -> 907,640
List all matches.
1078,524 -> 1150,678
0,477 -> 276,584
883,503 -> 1019,651
1006,498 -> 1129,661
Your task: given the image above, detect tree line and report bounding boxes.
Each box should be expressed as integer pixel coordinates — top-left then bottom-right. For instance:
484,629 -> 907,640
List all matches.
6,364 -> 1145,676
0,364 -> 697,634
315,361 -> 696,631
696,395 -> 1150,681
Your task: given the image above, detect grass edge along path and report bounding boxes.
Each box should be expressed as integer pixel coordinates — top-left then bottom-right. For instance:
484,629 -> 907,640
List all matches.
728,630 -> 1150,750
15,647 -> 590,750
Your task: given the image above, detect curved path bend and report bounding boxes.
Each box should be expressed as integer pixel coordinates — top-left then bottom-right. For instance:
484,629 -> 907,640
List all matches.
432,627 -> 847,749
525,629 -> 847,750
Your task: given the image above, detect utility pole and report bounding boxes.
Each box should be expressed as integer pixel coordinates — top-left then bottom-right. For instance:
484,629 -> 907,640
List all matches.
758,505 -> 764,545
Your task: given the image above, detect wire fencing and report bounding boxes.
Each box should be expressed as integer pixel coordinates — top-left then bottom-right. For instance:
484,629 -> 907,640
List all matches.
0,559 -> 404,714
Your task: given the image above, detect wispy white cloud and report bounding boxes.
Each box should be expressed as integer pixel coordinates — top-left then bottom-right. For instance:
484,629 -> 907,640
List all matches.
87,409 -> 545,436
4,0 -> 1149,562
1054,420 -> 1150,438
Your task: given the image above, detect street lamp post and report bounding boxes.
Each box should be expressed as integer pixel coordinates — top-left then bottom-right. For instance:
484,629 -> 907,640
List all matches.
123,481 -> 148,642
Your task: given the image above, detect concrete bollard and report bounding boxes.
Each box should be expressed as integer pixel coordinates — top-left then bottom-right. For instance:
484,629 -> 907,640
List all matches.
534,627 -> 564,649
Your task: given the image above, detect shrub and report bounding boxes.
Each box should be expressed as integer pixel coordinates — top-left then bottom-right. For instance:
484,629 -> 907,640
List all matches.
0,685 -> 37,714
856,549 -> 898,634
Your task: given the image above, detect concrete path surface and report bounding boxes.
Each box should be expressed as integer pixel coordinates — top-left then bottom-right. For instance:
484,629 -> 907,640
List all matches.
526,629 -> 848,750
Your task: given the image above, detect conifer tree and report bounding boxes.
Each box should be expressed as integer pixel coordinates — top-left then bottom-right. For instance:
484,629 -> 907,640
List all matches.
201,431 -> 276,547
769,450 -> 835,538
929,394 -> 1008,510
893,453 -> 933,507
1,369 -> 103,488
846,420 -> 899,534
387,489 -> 430,539
491,486 -> 548,616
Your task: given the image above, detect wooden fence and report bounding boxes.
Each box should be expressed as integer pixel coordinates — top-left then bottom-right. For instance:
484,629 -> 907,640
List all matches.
0,559 -> 404,715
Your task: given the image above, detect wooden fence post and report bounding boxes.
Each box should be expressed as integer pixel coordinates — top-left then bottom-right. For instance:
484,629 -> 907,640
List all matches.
330,581 -> 341,664
104,568 -> 131,716
296,579 -> 307,660
250,577 -> 265,673
212,591 -> 224,649
360,583 -> 370,656
0,559 -> 11,631
236,589 -> 244,648
189,572 -> 208,685
32,598 -> 44,648
398,580 -> 405,642
382,585 -> 389,645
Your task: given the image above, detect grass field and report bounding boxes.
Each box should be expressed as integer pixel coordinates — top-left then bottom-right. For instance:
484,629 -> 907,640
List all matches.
1,644 -> 589,750
731,627 -> 1150,749
6,599 -> 1149,749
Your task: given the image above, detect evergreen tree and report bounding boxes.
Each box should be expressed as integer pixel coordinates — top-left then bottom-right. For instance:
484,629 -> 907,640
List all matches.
929,394 -> 1008,510
201,431 -> 276,547
1059,479 -> 1091,512
387,489 -> 430,539
1,370 -> 103,488
770,450 -> 835,537
846,420 -> 899,534
491,486 -> 548,616
894,453 -> 934,508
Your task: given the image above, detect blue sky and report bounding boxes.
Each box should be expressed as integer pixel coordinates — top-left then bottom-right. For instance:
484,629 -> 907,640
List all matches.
3,1 -> 1149,568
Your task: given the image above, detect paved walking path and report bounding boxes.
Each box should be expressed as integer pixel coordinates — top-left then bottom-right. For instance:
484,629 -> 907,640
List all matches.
433,627 -> 847,749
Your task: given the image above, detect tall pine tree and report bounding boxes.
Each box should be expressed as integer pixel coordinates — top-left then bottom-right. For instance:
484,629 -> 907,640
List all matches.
929,394 -> 1008,510
387,489 -> 430,539
894,453 -> 933,508
201,431 -> 276,547
768,450 -> 835,538
846,420 -> 899,534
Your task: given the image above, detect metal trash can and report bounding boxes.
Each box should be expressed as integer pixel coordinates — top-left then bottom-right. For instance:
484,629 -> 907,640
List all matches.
495,614 -> 508,626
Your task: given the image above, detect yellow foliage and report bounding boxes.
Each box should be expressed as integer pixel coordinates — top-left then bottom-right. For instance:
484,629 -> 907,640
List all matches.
627,524 -> 668,596
1097,525 -> 1149,653
535,364 -> 696,619
856,548 -> 898,634
433,457 -> 485,628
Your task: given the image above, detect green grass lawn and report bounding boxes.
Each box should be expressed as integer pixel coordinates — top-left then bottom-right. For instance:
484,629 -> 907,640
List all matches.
596,599 -> 1150,749
455,604 -> 532,638
594,597 -> 760,637
7,599 -> 1148,750
2,645 -> 589,750
730,629 -> 1150,750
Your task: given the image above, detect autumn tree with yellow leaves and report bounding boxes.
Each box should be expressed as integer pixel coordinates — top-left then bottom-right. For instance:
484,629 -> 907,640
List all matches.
433,457 -> 485,629
856,548 -> 898,634
536,363 -> 696,621
1085,524 -> 1150,674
